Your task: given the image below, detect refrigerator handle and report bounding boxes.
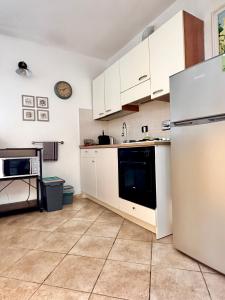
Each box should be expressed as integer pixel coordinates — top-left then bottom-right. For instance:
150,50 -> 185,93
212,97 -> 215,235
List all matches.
172,113 -> 225,128
208,115 -> 225,122
172,120 -> 194,127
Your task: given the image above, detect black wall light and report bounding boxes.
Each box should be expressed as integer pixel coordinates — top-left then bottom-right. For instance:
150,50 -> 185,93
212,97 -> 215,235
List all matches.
16,61 -> 32,77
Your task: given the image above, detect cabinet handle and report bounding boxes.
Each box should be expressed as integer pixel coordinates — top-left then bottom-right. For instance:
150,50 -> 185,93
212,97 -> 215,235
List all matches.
99,113 -> 104,116
153,89 -> 164,95
85,150 -> 88,153
132,207 -> 136,210
92,160 -> 95,163
138,75 -> 148,81
106,109 -> 111,113
94,150 -> 98,153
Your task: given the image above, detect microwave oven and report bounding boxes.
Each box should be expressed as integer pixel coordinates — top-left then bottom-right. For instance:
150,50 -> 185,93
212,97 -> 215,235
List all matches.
0,157 -> 40,179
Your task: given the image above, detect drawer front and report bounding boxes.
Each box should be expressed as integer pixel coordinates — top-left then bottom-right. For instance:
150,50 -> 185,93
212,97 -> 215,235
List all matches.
121,79 -> 150,105
119,198 -> 156,226
80,149 -> 98,158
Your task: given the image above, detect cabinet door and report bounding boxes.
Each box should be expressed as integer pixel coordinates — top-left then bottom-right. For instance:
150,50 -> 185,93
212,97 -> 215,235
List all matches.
149,11 -> 185,99
95,148 -> 119,209
105,61 -> 121,114
80,156 -> 97,197
120,39 -> 150,93
93,73 -> 105,120
119,199 -> 156,226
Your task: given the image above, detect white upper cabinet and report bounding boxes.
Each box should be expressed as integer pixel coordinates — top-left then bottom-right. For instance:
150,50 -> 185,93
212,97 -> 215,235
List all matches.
93,62 -> 121,120
93,73 -> 105,119
104,61 -> 121,115
92,11 -> 204,115
149,11 -> 204,99
120,38 -> 150,93
149,12 -> 185,99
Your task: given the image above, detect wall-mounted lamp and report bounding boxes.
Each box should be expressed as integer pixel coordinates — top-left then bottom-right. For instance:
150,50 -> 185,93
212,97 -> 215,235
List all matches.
16,61 -> 32,77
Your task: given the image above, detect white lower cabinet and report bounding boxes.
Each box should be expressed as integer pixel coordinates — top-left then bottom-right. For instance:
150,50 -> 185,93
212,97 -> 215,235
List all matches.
80,145 -> 172,238
80,148 -> 119,209
80,156 -> 97,198
95,148 -> 119,209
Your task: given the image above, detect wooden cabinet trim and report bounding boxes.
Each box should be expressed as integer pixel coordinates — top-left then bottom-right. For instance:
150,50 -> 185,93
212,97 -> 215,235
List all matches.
183,11 -> 205,68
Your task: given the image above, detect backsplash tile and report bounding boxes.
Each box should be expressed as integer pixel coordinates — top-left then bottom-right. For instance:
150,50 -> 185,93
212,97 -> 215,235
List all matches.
79,101 -> 170,145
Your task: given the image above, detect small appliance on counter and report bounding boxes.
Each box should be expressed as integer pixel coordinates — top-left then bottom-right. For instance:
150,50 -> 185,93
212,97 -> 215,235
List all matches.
98,131 -> 110,145
83,139 -> 95,146
109,136 -> 115,145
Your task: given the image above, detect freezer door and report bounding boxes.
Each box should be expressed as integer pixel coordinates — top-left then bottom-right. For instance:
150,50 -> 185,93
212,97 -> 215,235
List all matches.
170,54 -> 225,122
171,121 -> 225,274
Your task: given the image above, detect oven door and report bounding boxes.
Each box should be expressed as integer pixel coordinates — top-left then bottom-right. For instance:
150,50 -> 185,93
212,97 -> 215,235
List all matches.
3,158 -> 31,177
118,156 -> 156,209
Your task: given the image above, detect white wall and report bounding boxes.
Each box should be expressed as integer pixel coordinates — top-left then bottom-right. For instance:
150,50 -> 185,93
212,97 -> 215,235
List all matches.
0,34 -> 106,203
108,0 -> 225,65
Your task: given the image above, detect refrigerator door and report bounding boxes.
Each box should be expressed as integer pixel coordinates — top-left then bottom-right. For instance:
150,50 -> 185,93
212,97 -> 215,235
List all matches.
170,54 -> 225,122
171,121 -> 225,274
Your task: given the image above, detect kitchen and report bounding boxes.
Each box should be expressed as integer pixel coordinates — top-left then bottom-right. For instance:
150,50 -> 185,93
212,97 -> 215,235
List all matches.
0,0 -> 225,299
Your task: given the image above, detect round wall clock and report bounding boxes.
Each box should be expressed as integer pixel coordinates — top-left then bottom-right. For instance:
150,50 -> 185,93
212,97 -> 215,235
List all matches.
54,81 -> 72,99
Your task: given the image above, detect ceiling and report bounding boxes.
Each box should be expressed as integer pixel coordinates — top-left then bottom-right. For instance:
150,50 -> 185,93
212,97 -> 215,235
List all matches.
0,0 -> 176,60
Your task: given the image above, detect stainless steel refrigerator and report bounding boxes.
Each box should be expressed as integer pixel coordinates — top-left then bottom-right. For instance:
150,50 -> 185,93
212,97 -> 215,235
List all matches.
170,54 -> 225,274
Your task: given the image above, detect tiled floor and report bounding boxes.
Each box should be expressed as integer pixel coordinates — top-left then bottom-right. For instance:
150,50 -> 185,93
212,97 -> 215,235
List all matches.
0,198 -> 224,300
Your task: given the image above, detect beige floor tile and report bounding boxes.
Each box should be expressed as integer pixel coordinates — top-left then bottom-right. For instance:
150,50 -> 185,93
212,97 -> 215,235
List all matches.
37,232 -> 81,253
86,222 -> 121,238
0,277 -> 39,300
27,215 -> 68,231
0,248 -> 28,274
46,255 -> 105,292
2,213 -> 36,227
94,260 -> 150,300
30,285 -> 90,300
69,235 -> 114,258
108,239 -> 151,265
95,210 -> 123,225
152,234 -> 173,244
63,198 -> 91,211
90,295 -> 125,300
152,243 -> 200,271
57,219 -> 93,234
73,206 -> 104,221
150,266 -> 210,300
4,250 -> 64,283
118,220 -> 152,242
199,263 -> 218,274
1,229 -> 50,249
204,273 -> 225,300
43,210 -> 79,219
0,224 -> 19,237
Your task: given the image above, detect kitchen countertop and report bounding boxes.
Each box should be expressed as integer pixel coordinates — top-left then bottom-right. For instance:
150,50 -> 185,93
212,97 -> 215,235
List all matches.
80,140 -> 170,149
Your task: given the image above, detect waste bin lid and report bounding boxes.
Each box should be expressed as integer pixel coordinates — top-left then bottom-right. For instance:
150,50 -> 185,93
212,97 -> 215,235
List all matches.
64,185 -> 74,190
42,177 -> 65,185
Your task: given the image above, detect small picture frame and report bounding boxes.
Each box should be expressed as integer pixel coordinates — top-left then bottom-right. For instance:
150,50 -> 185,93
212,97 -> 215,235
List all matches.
36,96 -> 49,109
212,5 -> 225,55
23,109 -> 35,121
22,95 -> 35,107
37,110 -> 49,122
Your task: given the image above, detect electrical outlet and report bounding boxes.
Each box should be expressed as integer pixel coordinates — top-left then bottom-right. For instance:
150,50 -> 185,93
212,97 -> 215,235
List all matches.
141,125 -> 148,133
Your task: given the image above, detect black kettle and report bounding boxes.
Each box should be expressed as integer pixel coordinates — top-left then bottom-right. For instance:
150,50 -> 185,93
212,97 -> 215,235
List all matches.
98,131 -> 110,145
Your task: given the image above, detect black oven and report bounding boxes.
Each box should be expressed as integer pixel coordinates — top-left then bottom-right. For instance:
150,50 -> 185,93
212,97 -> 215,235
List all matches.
118,147 -> 156,209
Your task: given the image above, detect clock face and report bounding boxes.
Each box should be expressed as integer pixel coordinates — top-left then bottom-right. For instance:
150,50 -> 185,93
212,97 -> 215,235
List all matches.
54,81 -> 72,99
